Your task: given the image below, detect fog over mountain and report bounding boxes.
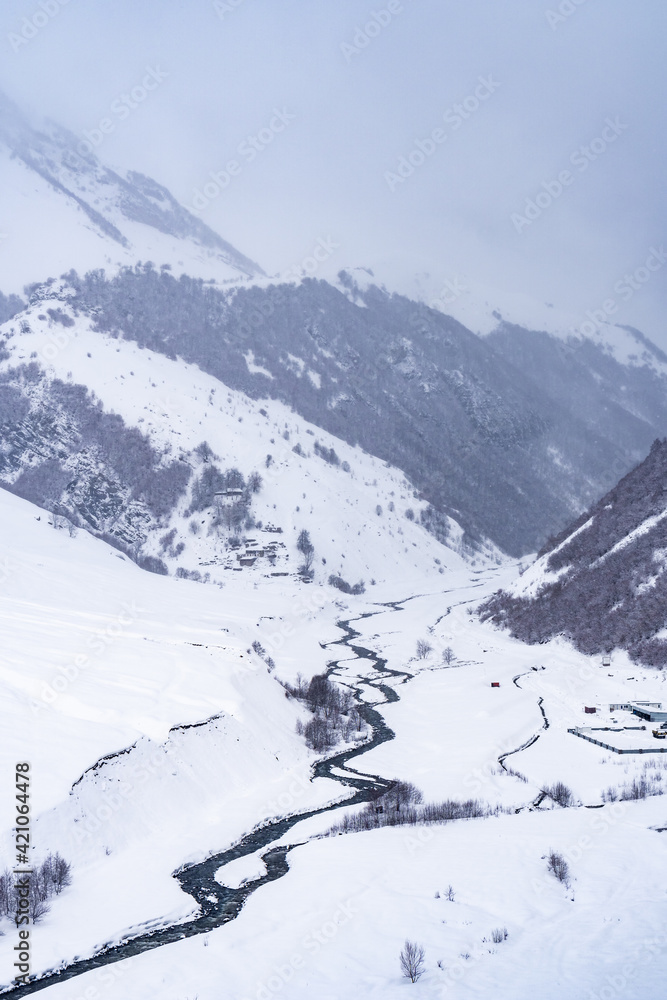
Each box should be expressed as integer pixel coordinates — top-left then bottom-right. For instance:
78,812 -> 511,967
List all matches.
0,0 -> 665,341
1,91 -> 667,560
2,7 -> 667,1000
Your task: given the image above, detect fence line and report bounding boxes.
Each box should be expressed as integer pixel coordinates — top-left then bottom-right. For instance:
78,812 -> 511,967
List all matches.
568,728 -> 667,754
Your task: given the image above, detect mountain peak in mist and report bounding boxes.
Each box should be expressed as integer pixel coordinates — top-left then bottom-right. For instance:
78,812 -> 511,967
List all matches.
0,91 -> 265,288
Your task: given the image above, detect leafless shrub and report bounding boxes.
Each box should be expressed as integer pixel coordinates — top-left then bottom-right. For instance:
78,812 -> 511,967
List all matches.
505,765 -> 528,783
544,781 -> 574,807
416,639 -> 433,659
400,940 -> 425,983
328,791 -> 496,836
547,850 -> 570,885
491,927 -> 508,943
289,673 -> 364,751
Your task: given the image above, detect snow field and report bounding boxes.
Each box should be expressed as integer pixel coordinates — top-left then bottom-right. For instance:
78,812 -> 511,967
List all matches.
0,488 -> 355,980
33,798 -> 667,1000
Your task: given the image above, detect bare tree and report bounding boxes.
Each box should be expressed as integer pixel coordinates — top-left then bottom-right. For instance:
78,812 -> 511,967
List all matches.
400,940 -> 425,983
442,646 -> 455,665
416,639 -> 432,659
547,850 -> 570,885
297,528 -> 315,575
194,441 -> 215,463
51,853 -> 72,894
544,781 -> 574,808
248,471 -> 263,494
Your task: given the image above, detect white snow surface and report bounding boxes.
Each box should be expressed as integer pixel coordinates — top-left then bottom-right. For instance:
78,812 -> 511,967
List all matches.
0,534 -> 666,997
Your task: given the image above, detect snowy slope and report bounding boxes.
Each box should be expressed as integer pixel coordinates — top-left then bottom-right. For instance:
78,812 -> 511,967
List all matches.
0,91 -> 264,295
0,486 -> 356,977
481,439 -> 667,665
15,571 -> 667,1000
402,267 -> 667,378
0,292 -> 497,591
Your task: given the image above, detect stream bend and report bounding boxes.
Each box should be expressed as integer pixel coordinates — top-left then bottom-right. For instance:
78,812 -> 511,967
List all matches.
2,612 -> 405,997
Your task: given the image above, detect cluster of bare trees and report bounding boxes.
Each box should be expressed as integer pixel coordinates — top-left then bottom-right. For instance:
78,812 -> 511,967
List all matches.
187,464 -> 263,534
251,639 -> 275,672
288,673 -> 364,751
481,439 -> 667,666
602,759 -> 667,802
543,781 -> 574,808
416,640 -> 456,665
313,441 -> 340,466
328,574 -> 365,595
328,783 -> 495,835
0,853 -> 72,923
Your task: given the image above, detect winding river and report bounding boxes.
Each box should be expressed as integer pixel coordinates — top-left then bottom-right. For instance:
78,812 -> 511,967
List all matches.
3,609 -> 411,998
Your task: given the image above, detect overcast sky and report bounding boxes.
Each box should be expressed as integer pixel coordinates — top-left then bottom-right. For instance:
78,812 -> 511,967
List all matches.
0,0 -> 665,338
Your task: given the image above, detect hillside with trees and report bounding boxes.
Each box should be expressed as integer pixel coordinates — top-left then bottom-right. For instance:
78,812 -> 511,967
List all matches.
480,439 -> 667,665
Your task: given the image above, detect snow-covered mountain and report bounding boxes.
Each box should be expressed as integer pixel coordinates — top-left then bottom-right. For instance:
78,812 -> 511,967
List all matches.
2,89 -> 667,1000
2,94 -> 667,559
481,438 -> 667,665
10,263 -> 666,557
0,281 -> 493,593
0,90 -> 263,293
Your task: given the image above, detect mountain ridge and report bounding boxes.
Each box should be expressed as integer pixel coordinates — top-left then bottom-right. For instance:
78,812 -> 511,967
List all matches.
480,438 -> 667,665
